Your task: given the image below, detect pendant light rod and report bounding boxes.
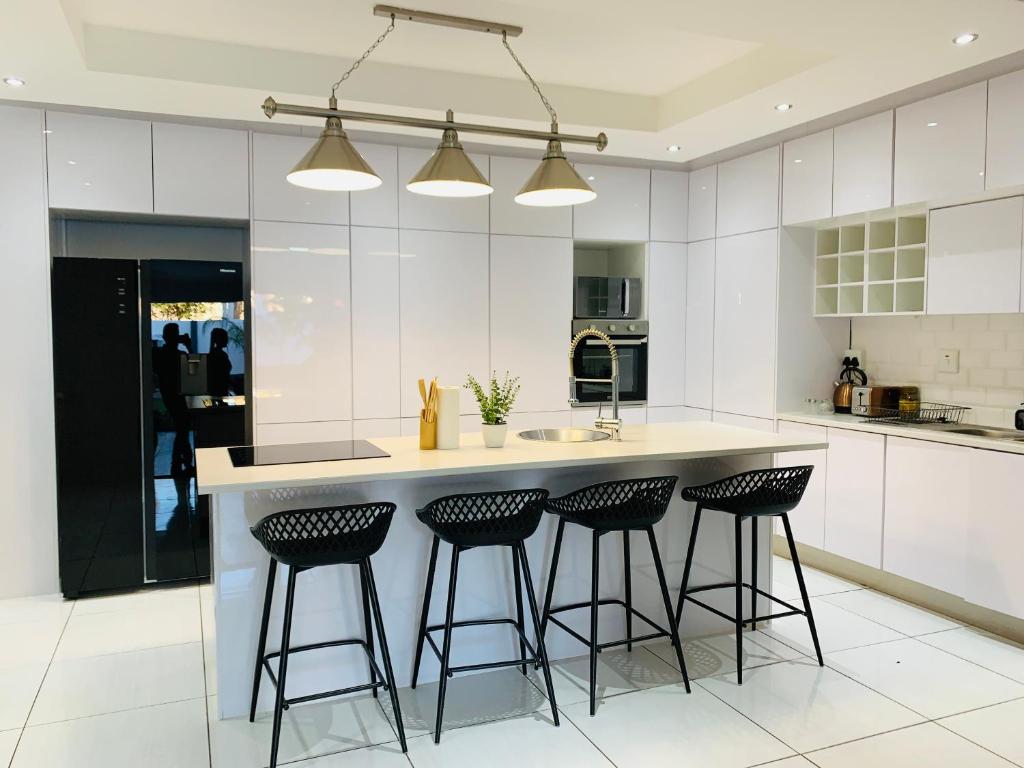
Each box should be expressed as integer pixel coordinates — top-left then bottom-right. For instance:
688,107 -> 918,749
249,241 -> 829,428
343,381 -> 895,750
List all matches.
262,97 -> 608,151
373,4 -> 522,37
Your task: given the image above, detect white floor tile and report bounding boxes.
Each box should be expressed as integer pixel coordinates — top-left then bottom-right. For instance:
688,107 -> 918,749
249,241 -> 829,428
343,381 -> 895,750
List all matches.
770,557 -> 862,600
29,642 -> 206,725
759,597 -> 902,655
528,646 -> 683,706
563,683 -> 795,767
920,627 -> 1024,684
647,631 -> 804,681
200,594 -> 217,696
0,730 -> 20,767
821,589 -> 959,636
756,759 -> 817,768
54,600 -> 201,661
0,620 -> 65,670
209,693 -> 400,768
806,721 -> 1016,767
290,743 -> 412,767
11,698 -> 208,768
405,711 -> 608,767
0,664 -> 49,731
71,584 -> 199,617
0,595 -> 73,627
698,658 -> 923,753
940,698 -> 1024,766
828,638 -> 1024,719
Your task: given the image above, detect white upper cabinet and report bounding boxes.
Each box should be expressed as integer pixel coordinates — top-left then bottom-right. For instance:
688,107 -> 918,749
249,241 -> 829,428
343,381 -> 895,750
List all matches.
775,422 -> 827,550
782,129 -> 832,225
650,169 -> 689,242
824,427 -> 885,568
351,226 -> 400,419
927,196 -> 1024,315
489,156 -> 571,238
894,82 -> 987,206
399,229 -> 489,416
398,147 -> 489,233
684,239 -> 714,410
251,221 -> 352,425
152,123 -> 248,219
46,112 -> 153,213
572,164 -> 650,241
716,146 -> 779,237
647,242 -> 686,407
252,133 -> 349,225
350,142 -> 398,228
688,165 -> 717,242
713,228 -> 777,419
832,111 -> 894,217
986,69 -> 1024,191
490,235 -> 572,413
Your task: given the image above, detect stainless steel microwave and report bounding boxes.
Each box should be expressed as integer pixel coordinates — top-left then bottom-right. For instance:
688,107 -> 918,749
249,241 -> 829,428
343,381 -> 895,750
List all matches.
574,276 -> 641,319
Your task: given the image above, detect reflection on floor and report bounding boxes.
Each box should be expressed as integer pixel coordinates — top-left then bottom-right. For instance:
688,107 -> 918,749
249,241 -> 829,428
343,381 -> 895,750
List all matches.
148,430 -> 209,582
1,557 -> 1023,767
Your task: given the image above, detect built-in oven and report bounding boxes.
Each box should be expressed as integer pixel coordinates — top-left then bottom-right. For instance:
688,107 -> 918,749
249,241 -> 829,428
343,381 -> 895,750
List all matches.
571,319 -> 648,406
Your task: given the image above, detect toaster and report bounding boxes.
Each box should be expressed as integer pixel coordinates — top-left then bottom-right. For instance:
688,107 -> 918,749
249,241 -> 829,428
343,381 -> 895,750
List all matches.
851,386 -> 902,417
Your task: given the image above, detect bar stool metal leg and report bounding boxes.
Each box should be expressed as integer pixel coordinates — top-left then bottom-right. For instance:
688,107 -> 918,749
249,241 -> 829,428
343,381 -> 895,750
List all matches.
362,559 -> 408,752
646,526 -> 690,693
674,505 -> 702,627
782,513 -> 824,667
734,515 -> 744,685
434,546 -> 461,743
512,546 -> 528,675
623,531 -> 633,652
250,557 -> 277,722
411,535 -> 440,689
589,530 -> 601,717
539,517 -> 565,644
359,564 -> 378,698
269,565 -> 298,768
516,541 -> 560,726
751,516 -> 759,632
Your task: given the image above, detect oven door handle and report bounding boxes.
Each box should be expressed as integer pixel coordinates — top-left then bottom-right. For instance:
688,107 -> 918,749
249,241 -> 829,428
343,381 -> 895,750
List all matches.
584,337 -> 647,346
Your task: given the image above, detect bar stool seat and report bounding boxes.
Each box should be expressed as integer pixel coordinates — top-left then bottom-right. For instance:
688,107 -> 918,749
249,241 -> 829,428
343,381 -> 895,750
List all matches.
675,466 -> 823,685
249,502 -> 406,768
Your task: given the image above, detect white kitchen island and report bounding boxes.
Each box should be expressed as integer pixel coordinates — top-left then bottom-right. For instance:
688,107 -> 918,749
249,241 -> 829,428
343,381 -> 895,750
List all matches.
197,421 -> 826,719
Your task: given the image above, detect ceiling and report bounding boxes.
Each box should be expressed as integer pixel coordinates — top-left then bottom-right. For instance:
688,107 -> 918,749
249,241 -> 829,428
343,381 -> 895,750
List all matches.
2,0 -> 1024,163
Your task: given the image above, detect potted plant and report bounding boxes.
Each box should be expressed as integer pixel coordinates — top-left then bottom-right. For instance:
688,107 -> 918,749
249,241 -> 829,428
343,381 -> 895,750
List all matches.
465,371 -> 520,448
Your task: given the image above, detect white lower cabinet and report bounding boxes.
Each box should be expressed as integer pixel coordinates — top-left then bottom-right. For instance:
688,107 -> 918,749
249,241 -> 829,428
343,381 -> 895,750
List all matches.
883,437 -> 969,597
775,421 -> 826,549
712,412 -> 774,432
823,428 -> 884,567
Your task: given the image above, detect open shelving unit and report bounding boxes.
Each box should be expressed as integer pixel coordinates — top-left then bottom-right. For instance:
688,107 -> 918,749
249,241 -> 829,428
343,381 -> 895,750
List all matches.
814,214 -> 927,317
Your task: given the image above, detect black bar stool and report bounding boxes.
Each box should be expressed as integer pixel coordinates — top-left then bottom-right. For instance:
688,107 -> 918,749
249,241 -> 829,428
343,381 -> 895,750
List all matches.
411,488 -> 559,744
674,466 -> 823,684
538,476 -> 690,716
249,502 -> 407,768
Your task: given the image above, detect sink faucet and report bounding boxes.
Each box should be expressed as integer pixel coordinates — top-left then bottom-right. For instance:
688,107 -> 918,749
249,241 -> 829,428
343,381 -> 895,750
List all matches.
568,327 -> 621,440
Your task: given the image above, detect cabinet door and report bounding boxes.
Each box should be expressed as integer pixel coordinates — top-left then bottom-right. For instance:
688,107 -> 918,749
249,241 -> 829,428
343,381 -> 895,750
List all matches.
782,129 -> 833,225
252,133 -> 349,225
571,406 -> 646,427
823,428 -> 885,567
894,83 -> 987,206
572,164 -> 650,241
684,239 -> 714,409
152,123 -> 249,219
927,197 -> 1024,315
884,436 -> 968,596
489,156 -> 571,238
650,169 -> 688,242
352,418 -> 402,440
716,147 -> 779,237
833,111 -> 893,217
490,235 -> 572,413
712,411 -> 774,432
399,230 -> 489,416
351,226 -> 400,419
251,222 -> 351,425
46,112 -> 153,213
688,166 -> 717,242
398,147 -> 489,233
966,450 -> 1024,618
350,142 -> 399,228
985,69 -> 1024,192
256,420 -> 353,445
647,242 -> 687,407
775,422 -> 827,549
713,229 -> 777,419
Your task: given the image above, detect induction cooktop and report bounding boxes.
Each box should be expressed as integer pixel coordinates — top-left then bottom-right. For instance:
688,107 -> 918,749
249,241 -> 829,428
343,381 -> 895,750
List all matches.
228,440 -> 390,468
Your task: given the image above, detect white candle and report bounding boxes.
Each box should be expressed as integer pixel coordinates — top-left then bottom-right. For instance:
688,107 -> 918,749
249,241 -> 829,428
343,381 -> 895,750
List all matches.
435,386 -> 461,450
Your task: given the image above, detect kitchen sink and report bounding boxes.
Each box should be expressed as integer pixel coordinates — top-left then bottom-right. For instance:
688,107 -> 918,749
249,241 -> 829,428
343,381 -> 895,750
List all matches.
911,424 -> 1024,440
518,428 -> 611,443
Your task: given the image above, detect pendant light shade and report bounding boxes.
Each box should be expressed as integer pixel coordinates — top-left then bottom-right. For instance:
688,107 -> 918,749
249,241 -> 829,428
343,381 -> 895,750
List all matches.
407,128 -> 493,197
287,117 -> 382,191
515,140 -> 596,207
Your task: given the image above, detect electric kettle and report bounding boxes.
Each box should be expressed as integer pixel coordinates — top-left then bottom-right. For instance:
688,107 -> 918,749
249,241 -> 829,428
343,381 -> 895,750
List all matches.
833,357 -> 867,414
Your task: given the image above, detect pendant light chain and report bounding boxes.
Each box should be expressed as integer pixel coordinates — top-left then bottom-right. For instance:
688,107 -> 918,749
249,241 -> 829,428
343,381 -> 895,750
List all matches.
501,31 -> 558,127
331,14 -> 396,98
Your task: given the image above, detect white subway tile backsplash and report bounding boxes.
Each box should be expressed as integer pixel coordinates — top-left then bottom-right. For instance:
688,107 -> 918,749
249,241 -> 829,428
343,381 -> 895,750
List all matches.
988,314 -> 1024,331
920,315 -> 954,331
969,368 -> 1006,388
1007,332 -> 1024,350
960,349 -> 991,369
954,315 -> 990,332
991,350 -> 1024,369
968,331 -> 1007,350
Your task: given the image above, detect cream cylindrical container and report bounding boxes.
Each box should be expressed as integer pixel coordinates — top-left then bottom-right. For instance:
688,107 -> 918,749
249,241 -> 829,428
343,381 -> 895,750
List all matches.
435,386 -> 461,450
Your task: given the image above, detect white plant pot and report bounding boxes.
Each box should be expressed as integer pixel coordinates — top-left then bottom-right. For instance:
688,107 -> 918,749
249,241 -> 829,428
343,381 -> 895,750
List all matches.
481,422 -> 508,448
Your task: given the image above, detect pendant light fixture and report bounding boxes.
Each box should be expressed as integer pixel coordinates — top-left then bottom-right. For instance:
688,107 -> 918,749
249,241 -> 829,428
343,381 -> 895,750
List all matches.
263,5 -> 607,205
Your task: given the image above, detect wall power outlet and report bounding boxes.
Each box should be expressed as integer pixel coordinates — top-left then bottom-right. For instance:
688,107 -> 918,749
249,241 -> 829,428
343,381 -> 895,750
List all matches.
938,349 -> 960,374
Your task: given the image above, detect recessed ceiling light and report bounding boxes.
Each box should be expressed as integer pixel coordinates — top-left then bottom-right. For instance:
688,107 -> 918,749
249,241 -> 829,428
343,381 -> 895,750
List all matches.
953,32 -> 978,46
3,76 -> 25,87
774,103 -> 793,112
67,160 -> 76,165
793,159 -> 803,164
83,181 -> 91,187
586,175 -> 595,181
667,144 -> 681,153
42,129 -> 52,134
927,121 -> 939,128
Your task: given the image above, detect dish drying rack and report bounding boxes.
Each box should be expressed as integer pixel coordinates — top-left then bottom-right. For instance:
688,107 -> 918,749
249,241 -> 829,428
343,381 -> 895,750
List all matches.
862,402 -> 970,425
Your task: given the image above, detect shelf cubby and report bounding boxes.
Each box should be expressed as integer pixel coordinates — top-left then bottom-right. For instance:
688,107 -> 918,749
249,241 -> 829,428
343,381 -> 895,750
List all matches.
816,228 -> 840,257
895,280 -> 925,313
897,215 -> 927,246
867,282 -> 895,314
897,247 -> 926,280
868,220 -> 896,251
815,286 -> 839,315
839,253 -> 865,283
816,256 -> 839,286
839,284 -> 864,314
868,250 -> 895,282
840,224 -> 866,253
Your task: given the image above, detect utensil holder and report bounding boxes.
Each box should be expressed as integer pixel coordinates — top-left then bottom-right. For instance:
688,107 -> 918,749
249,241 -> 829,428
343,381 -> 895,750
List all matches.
419,410 -> 437,450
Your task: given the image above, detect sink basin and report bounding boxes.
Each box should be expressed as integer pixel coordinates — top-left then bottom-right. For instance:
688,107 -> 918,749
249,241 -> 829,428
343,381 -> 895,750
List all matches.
518,428 -> 611,443
913,424 -> 1024,440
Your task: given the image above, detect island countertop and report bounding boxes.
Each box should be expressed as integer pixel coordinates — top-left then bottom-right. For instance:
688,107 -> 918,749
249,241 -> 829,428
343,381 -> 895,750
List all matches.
197,421 -> 827,494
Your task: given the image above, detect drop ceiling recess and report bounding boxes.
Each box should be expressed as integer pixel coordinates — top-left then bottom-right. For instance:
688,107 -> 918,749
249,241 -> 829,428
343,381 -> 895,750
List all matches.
264,4 -> 606,206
